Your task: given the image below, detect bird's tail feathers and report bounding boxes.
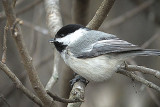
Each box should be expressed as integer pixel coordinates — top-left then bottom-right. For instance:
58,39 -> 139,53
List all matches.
121,49 -> 160,59
132,49 -> 160,56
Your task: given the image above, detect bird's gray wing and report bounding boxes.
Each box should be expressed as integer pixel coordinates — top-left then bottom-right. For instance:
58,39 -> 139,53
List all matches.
76,37 -> 142,58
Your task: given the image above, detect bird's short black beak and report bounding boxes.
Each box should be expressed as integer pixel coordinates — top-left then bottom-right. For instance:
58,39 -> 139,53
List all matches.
49,39 -> 55,44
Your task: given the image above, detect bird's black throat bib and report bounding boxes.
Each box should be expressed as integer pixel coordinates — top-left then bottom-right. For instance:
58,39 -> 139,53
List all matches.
54,41 -> 67,52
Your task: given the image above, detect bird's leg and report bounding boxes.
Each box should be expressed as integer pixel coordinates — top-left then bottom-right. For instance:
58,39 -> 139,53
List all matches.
116,61 -> 128,72
70,73 -> 89,87
123,61 -> 128,69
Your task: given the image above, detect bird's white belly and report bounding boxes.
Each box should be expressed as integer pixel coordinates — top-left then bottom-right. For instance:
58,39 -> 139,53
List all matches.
62,51 -> 121,82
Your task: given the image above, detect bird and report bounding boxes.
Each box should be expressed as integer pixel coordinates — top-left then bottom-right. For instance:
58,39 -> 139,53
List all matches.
49,24 -> 160,82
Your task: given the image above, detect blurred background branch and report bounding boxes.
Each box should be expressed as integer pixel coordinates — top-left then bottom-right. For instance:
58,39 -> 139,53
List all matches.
104,0 -> 154,29
0,94 -> 10,107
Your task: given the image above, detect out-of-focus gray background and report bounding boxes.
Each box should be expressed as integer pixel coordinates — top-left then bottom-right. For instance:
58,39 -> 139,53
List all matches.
0,0 -> 160,107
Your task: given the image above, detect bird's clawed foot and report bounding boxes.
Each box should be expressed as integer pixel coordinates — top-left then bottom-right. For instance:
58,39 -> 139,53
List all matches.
123,61 -> 128,69
70,74 -> 89,87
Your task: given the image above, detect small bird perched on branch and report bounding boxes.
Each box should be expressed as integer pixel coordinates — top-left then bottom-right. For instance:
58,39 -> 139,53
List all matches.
49,24 -> 160,82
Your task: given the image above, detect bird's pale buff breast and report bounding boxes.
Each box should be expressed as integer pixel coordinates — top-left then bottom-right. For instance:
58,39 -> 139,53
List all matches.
61,50 -> 122,82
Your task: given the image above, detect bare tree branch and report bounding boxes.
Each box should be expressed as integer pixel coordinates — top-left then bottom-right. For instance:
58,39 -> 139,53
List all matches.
72,0 -> 90,25
67,81 -> 86,107
104,0 -> 154,29
121,65 -> 160,80
0,62 -> 43,106
47,90 -> 83,103
2,0 -> 55,106
87,0 -> 116,30
1,26 -> 8,63
118,69 -> 160,92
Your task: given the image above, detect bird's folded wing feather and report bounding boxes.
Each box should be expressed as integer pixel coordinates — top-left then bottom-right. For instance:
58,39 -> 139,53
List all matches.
76,38 -> 142,58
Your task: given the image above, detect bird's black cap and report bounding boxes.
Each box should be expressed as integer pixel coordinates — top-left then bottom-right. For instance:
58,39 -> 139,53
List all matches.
55,24 -> 87,38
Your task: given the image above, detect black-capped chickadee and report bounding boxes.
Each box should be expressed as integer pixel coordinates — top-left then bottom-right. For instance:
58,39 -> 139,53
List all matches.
49,24 -> 160,82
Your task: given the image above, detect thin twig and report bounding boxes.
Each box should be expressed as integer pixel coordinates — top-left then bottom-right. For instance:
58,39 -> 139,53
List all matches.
121,65 -> 160,80
2,0 -> 55,106
45,51 -> 59,90
0,62 -> 43,106
0,94 -> 10,107
118,69 -> 160,92
0,0 -> 43,20
1,26 -> 8,63
47,90 -> 83,103
87,0 -> 116,30
103,0 -> 154,29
